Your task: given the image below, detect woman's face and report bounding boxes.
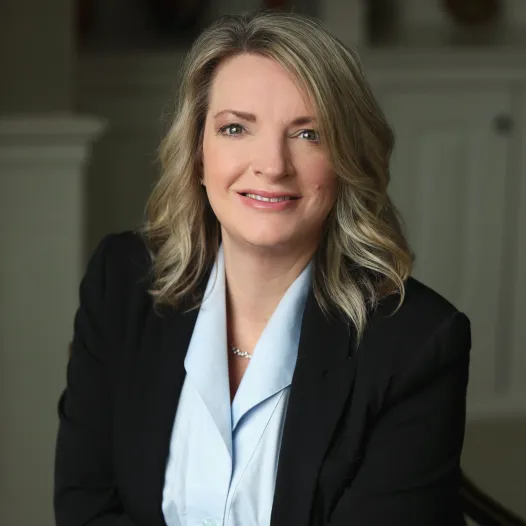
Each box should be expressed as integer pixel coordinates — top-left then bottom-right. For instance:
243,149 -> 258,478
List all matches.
202,53 -> 337,255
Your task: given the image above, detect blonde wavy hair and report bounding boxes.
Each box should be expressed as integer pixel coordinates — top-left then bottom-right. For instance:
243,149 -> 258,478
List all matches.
143,10 -> 413,340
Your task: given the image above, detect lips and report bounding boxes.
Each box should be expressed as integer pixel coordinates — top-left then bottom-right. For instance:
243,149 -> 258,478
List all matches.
243,193 -> 297,203
237,189 -> 301,201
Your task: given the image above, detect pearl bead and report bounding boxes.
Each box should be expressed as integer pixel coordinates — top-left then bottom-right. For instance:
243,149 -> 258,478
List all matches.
231,345 -> 252,359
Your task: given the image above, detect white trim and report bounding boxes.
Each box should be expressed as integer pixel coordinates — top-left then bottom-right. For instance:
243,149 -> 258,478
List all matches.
0,113 -> 107,167
0,113 -> 106,145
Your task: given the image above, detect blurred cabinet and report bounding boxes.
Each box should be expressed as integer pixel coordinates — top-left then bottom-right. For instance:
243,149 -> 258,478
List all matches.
373,84 -> 525,417
512,88 -> 526,413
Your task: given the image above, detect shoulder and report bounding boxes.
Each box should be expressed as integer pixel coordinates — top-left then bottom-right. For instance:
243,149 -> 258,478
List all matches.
71,230 -> 154,363
97,230 -> 152,282
386,276 -> 467,331
374,276 -> 470,346
81,230 -> 153,309
359,276 -> 471,391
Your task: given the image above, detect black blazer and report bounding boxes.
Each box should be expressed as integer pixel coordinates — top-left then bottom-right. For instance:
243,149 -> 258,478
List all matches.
54,231 -> 471,526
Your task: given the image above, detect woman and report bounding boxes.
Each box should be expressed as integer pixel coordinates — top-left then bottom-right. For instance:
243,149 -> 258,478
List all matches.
54,11 -> 471,526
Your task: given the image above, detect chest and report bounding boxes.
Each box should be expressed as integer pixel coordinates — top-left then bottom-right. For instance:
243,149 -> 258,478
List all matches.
228,355 -> 251,401
112,342 -> 365,526
110,294 -> 366,526
162,371 -> 292,526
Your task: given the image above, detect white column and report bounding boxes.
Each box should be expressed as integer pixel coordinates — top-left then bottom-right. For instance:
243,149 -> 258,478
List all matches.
0,115 -> 105,526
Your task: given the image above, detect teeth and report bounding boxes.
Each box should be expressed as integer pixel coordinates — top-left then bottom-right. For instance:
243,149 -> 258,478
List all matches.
245,193 -> 292,202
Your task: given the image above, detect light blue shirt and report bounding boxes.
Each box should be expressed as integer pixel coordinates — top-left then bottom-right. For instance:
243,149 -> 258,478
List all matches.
162,246 -> 312,526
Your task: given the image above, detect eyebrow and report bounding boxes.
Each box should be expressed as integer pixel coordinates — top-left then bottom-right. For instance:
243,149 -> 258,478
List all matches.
213,109 -> 317,126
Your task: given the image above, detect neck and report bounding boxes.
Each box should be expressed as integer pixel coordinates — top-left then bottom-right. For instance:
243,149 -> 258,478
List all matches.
222,236 -> 314,346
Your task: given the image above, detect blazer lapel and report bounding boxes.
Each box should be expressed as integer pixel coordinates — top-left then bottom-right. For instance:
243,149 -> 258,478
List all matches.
271,289 -> 357,526
129,303 -> 199,526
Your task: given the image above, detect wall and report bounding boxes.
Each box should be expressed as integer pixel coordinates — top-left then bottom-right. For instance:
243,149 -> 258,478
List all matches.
0,0 -> 73,114
81,0 -> 319,51
0,2 -> 78,525
399,0 -> 526,26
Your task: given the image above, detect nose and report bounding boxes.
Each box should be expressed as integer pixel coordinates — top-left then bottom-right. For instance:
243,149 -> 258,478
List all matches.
251,135 -> 291,180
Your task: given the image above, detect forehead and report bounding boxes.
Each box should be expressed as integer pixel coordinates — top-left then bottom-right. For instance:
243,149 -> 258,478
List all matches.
207,53 -> 314,116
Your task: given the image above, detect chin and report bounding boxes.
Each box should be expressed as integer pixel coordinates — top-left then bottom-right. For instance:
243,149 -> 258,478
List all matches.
226,228 -> 296,252
243,234 -> 293,250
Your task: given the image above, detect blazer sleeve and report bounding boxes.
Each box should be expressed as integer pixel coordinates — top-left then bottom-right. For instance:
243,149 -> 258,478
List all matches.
329,311 -> 471,526
54,236 -> 137,526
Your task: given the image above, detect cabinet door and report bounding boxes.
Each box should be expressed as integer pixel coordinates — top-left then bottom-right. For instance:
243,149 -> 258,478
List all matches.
375,86 -> 515,416
511,89 -> 526,411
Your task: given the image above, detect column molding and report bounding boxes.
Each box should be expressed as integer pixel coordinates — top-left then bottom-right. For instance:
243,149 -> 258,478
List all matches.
0,112 -> 106,526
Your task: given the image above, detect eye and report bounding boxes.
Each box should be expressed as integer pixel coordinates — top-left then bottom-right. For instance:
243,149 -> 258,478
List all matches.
297,129 -> 320,143
219,123 -> 245,136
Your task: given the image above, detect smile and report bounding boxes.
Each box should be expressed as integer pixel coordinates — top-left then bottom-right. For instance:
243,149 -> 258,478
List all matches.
243,193 -> 296,203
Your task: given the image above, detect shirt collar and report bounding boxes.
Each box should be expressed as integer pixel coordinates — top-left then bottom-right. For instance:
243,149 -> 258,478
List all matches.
232,252 -> 312,428
184,245 -> 313,439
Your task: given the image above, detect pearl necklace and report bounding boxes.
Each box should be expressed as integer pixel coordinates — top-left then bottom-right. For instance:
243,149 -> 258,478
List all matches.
231,345 -> 252,359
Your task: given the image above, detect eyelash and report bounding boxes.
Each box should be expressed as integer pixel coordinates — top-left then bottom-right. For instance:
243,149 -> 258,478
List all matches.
218,123 -> 245,137
218,123 -> 320,143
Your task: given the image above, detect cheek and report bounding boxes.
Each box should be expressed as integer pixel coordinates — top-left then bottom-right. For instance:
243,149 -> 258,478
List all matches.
312,173 -> 337,204
202,137 -> 245,188
202,147 -> 228,189
202,132 -> 222,173
299,154 -> 336,201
